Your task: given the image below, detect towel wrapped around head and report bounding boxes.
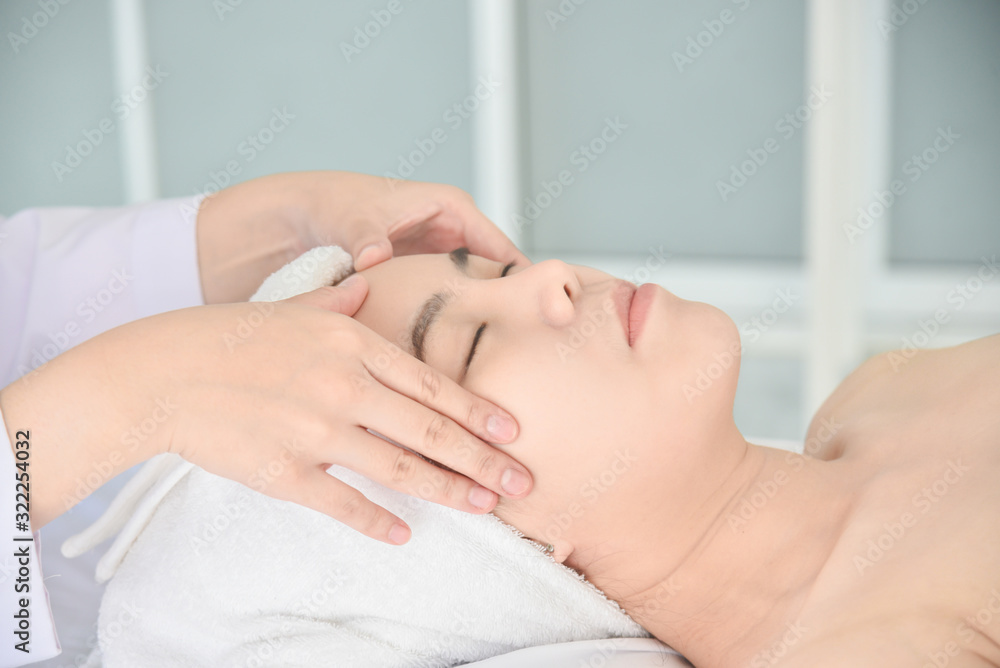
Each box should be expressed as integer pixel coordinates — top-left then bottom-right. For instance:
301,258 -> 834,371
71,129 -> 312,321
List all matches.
64,246 -> 651,668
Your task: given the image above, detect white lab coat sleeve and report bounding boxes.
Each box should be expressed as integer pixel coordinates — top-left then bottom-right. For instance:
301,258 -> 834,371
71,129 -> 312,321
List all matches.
0,407 -> 60,666
0,195 -> 207,388
0,195 -> 206,666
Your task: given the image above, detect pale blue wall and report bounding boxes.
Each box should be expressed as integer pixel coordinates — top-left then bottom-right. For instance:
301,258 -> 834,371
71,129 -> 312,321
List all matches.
0,0 -> 474,211
1,0 -> 997,259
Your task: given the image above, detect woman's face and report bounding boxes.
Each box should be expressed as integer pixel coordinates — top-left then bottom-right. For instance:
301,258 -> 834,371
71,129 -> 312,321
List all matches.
350,249 -> 741,567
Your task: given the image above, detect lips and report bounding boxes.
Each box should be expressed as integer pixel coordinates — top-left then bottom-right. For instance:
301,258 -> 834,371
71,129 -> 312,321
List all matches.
613,280 -> 638,346
627,283 -> 657,346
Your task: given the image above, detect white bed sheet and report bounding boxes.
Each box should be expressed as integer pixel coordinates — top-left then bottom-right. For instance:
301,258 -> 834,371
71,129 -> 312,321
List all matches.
41,437 -> 801,665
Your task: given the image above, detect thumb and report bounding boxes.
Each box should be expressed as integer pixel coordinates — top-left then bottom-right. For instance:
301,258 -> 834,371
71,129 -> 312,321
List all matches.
287,273 -> 368,316
352,238 -> 393,272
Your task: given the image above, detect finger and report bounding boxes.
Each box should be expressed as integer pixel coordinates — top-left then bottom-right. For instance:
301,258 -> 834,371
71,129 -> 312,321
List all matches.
352,238 -> 394,272
360,340 -> 519,444
448,197 -> 530,266
336,426 -> 499,514
288,468 -> 412,545
285,275 -> 368,316
355,377 -> 532,499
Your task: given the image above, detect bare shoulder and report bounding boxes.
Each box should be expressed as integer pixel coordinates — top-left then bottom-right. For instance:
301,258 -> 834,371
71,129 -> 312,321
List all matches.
804,333 -> 1000,459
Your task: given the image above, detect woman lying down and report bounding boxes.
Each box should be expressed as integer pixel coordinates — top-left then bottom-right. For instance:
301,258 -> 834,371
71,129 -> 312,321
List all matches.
69,246 -> 999,668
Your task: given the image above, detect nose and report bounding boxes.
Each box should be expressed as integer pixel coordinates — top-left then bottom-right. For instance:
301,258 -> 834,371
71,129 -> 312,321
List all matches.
515,259 -> 581,328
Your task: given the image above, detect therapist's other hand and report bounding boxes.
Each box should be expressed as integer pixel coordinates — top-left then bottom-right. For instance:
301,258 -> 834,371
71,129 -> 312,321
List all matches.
0,273 -> 531,542
299,171 -> 530,273
196,171 -> 528,305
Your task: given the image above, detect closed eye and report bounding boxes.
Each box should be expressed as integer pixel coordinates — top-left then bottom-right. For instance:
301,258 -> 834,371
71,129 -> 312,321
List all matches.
460,260 -> 517,379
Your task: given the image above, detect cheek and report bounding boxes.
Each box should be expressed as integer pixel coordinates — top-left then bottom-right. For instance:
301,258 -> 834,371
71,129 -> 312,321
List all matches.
472,347 -> 655,538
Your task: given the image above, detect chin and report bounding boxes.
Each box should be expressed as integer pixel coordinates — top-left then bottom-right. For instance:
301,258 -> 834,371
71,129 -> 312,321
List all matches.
657,296 -> 742,412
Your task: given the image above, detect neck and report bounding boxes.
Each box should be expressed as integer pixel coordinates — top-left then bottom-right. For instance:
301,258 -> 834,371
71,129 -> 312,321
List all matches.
580,426 -> 859,667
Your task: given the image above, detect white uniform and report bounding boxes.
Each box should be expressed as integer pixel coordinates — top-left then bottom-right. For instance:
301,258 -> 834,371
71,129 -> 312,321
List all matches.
0,196 -> 204,667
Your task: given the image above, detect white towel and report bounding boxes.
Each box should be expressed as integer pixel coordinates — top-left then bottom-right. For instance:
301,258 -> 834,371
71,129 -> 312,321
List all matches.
64,246 -> 651,667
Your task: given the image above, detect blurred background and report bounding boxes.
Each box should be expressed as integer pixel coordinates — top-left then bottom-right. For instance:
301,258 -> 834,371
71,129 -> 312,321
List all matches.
1,1 -> 998,664
3,0 -> 999,438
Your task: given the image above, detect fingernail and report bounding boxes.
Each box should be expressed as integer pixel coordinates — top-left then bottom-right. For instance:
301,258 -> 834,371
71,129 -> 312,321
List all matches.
468,485 -> 495,510
339,273 -> 361,289
388,523 -> 411,545
487,415 -> 516,441
501,468 -> 530,496
357,243 -> 382,266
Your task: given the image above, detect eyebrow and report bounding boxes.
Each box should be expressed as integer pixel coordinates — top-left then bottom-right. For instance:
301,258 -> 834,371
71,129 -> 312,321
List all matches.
409,247 -> 471,363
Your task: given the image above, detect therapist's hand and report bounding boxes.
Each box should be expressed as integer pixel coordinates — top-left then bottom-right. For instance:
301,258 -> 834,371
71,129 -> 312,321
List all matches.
302,171 -> 530,273
0,275 -> 532,544
196,171 -> 529,304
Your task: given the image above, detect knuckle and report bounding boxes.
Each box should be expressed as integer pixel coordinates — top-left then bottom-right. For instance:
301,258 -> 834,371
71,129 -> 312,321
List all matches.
423,415 -> 451,452
302,411 -> 335,442
466,402 -> 487,437
417,367 -> 442,403
445,184 -> 473,204
339,493 -> 381,533
474,449 -> 500,480
390,450 -> 418,484
339,493 -> 365,522
435,470 -> 459,502
327,319 -> 363,349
